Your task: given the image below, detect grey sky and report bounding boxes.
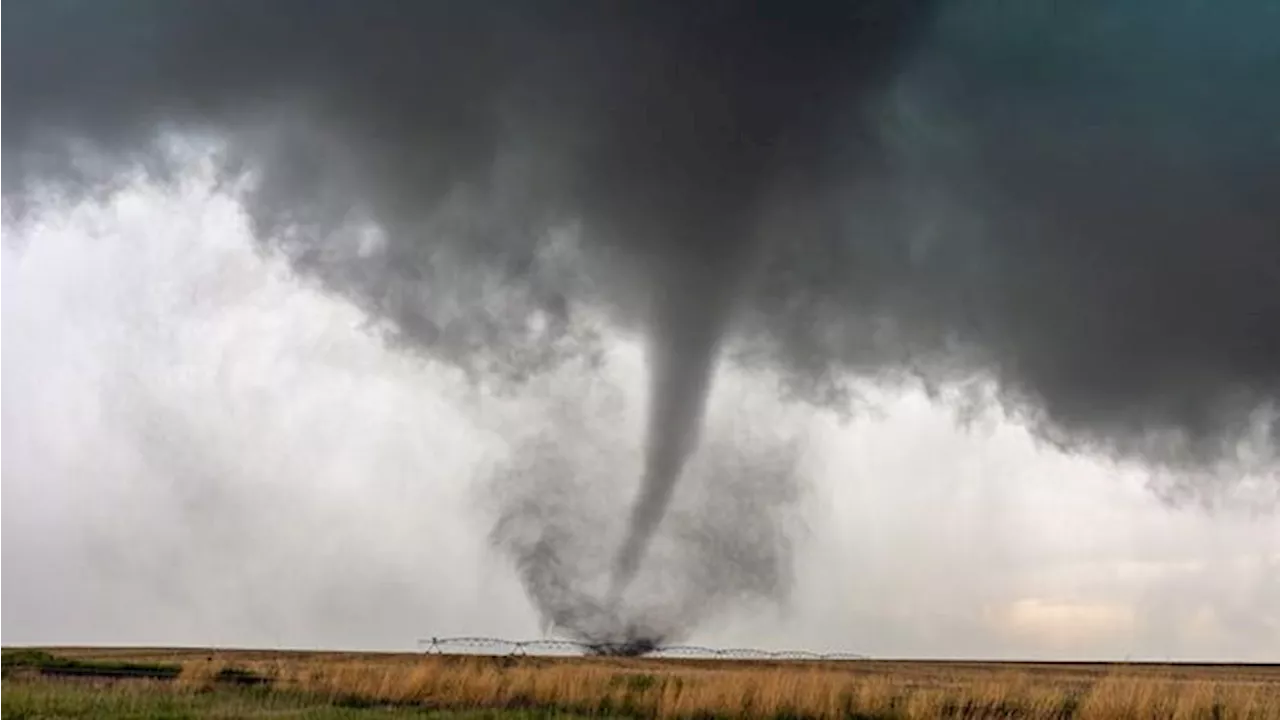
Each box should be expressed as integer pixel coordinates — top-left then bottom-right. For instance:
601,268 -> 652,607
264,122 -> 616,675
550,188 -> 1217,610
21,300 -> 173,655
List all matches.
3,156 -> 1276,660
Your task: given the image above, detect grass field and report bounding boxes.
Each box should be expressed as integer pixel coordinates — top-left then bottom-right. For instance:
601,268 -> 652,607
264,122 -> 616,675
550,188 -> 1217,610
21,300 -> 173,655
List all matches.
4,647 -> 1279,719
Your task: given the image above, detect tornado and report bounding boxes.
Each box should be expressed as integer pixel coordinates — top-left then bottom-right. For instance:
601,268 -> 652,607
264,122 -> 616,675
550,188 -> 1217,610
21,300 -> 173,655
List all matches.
555,4 -> 943,599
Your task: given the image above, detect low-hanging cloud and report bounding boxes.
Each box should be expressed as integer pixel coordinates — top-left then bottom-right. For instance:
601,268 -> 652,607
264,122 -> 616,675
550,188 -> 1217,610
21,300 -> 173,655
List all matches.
4,0 -> 1279,644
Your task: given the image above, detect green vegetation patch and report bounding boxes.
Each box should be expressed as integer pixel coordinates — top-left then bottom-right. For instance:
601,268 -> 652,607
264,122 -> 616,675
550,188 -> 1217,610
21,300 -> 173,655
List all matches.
2,648 -> 180,680
215,665 -> 271,685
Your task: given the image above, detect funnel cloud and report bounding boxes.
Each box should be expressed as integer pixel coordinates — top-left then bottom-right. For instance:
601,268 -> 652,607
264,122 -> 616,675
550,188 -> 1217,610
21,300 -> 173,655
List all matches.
4,0 -> 1279,644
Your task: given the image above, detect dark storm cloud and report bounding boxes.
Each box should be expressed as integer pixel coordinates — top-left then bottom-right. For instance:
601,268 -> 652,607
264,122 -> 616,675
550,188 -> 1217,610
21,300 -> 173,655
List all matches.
735,1 -> 1280,473
4,0 -> 1279,640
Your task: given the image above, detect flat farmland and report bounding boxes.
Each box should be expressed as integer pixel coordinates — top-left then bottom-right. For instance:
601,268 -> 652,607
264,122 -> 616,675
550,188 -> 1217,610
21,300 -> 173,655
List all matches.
4,646 -> 1278,719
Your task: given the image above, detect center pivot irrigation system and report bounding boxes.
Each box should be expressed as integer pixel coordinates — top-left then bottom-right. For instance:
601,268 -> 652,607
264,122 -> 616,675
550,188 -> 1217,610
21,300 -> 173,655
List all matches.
416,636 -> 869,661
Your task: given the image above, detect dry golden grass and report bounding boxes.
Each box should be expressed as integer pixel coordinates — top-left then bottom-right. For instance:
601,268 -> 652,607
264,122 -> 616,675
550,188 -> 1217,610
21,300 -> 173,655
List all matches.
39,647 -> 1280,719
174,655 -> 227,691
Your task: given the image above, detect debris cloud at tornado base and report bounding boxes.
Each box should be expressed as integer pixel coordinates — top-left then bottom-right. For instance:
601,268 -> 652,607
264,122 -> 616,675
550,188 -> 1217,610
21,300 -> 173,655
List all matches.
4,1 -> 1279,645
482,372 -> 807,649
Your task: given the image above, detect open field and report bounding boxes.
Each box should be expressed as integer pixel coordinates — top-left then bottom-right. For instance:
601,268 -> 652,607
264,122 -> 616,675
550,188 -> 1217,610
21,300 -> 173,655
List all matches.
4,647 -> 1279,719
